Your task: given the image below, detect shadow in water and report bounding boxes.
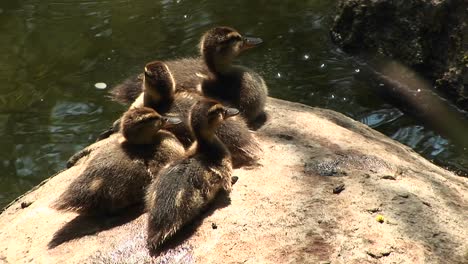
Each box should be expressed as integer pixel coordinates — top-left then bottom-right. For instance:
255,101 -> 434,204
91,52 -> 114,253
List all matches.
48,204 -> 144,249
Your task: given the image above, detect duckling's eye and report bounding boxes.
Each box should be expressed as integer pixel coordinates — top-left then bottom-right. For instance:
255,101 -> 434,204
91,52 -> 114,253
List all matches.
139,116 -> 159,125
220,35 -> 242,46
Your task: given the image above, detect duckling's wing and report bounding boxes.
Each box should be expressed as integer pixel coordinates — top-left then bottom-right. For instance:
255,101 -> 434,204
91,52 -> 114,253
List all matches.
108,74 -> 143,105
95,118 -> 121,142
166,57 -> 207,92
56,142 -> 151,214
217,118 -> 262,168
146,158 -> 210,249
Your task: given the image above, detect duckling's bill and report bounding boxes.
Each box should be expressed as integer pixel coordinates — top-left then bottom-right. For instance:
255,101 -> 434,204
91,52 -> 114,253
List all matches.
242,36 -> 263,50
162,116 -> 182,127
225,108 -> 240,118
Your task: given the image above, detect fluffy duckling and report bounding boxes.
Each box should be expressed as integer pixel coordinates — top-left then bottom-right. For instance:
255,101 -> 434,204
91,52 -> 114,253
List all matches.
145,100 -> 237,250
110,57 -> 207,105
109,27 -> 268,129
200,26 -> 268,129
140,60 -> 261,168
54,107 -> 185,215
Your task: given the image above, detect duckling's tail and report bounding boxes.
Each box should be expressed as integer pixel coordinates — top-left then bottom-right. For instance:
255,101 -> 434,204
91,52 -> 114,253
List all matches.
52,174 -> 125,215
218,118 -> 262,168
52,186 -> 94,214
145,168 -> 206,250
108,75 -> 143,105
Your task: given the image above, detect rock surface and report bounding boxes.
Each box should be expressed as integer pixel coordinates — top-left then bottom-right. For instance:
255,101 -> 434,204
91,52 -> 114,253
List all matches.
330,0 -> 468,109
1,98 -> 467,264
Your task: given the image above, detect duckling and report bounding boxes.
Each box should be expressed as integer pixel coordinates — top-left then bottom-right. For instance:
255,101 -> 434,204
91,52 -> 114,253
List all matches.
200,26 -> 268,129
140,60 -> 261,168
110,57 -> 207,105
145,100 -> 237,250
54,107 -> 185,215
97,61 -> 198,147
109,27 -> 268,130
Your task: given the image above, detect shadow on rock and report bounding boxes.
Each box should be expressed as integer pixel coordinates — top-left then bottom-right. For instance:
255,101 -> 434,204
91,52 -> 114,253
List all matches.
48,205 -> 144,249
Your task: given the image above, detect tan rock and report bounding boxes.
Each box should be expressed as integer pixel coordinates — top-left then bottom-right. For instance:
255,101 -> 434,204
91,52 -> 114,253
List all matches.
1,98 -> 467,264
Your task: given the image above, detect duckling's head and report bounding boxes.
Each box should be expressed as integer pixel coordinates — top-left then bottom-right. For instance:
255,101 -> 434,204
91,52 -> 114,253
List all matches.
200,26 -> 263,73
143,61 -> 176,104
121,107 -> 181,144
190,99 -> 239,139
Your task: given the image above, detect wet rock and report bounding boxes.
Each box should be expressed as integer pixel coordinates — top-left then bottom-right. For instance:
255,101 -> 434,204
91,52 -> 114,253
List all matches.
331,0 -> 468,109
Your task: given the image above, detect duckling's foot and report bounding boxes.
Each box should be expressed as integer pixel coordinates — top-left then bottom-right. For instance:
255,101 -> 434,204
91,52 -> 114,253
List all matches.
231,176 -> 239,185
95,128 -> 115,142
249,111 -> 268,130
66,148 -> 92,168
95,118 -> 121,142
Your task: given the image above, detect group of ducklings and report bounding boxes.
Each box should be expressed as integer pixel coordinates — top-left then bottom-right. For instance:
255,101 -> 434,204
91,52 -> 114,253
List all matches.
52,26 -> 268,250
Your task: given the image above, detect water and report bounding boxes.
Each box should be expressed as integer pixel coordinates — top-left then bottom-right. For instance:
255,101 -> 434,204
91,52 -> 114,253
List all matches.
0,0 -> 467,208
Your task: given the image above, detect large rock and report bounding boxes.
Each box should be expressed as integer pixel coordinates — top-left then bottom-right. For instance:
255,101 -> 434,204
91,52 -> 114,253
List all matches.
1,98 -> 467,263
330,0 -> 468,109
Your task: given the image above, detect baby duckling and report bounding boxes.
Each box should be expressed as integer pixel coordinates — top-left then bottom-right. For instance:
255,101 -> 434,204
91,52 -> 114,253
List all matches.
109,27 -> 268,129
140,60 -> 261,168
110,58 -> 207,105
200,26 -> 268,129
54,107 -> 185,215
145,100 -> 237,250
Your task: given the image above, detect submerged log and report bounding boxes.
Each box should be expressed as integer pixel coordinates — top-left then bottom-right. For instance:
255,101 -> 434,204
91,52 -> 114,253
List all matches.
1,98 -> 467,263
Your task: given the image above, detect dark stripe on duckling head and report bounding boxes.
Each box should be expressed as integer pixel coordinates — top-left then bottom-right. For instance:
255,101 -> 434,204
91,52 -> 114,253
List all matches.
200,26 -> 239,51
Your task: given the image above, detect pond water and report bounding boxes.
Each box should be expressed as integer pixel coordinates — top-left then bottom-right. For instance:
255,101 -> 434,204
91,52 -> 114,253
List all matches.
1,0 -> 467,208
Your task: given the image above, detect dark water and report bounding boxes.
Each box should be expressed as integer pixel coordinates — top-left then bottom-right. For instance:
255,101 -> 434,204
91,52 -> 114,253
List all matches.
0,0 -> 467,208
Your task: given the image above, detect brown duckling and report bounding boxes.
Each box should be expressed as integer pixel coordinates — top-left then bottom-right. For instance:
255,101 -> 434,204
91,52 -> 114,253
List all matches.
110,57 -> 207,105
140,60 -> 261,168
54,107 -> 185,215
145,100 -> 237,250
109,27 -> 268,130
200,26 -> 268,129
